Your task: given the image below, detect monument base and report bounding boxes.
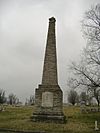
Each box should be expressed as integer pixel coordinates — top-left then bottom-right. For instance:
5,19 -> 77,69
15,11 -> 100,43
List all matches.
31,84 -> 66,123
31,113 -> 66,123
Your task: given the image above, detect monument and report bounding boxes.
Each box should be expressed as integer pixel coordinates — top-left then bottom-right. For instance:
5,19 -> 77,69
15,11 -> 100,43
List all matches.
32,17 -> 66,123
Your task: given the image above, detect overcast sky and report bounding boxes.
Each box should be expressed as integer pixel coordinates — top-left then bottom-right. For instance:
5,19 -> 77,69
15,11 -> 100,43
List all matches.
0,0 -> 100,103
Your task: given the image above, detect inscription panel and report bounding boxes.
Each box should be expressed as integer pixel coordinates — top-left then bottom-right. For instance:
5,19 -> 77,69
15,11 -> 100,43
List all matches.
42,92 -> 53,107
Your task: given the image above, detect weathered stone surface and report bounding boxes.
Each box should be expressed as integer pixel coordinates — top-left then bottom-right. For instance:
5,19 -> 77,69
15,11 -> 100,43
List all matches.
34,85 -> 63,115
42,17 -> 58,85
42,91 -> 53,107
32,17 -> 66,123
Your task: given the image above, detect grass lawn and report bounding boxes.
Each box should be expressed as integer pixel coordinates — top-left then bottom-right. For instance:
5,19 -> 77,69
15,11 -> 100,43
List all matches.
0,105 -> 100,133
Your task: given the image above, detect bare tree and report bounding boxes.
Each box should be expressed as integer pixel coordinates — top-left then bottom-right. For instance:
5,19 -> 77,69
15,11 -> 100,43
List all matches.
82,4 -> 100,69
82,4 -> 100,106
68,90 -> 79,105
0,89 -> 6,104
80,92 -> 88,105
68,4 -> 100,106
82,4 -> 100,47
29,95 -> 35,105
68,59 -> 100,106
8,93 -> 17,105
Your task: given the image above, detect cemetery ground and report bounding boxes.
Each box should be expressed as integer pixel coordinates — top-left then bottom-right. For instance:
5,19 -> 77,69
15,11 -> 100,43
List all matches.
0,106 -> 100,133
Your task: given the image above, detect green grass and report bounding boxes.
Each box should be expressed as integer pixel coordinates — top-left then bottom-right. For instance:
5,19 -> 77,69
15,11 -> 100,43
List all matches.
0,105 -> 100,133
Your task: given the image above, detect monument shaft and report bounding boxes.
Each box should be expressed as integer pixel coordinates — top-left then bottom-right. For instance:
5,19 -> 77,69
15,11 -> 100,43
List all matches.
42,17 -> 58,85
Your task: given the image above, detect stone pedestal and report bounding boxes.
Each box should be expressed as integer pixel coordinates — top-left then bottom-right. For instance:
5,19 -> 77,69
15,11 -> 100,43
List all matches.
32,85 -> 66,123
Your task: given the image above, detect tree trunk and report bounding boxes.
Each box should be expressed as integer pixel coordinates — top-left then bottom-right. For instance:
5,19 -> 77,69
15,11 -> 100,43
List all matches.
97,100 -> 99,107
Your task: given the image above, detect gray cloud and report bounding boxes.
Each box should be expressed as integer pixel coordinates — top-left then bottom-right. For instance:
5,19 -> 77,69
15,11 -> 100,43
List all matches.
0,0 -> 100,102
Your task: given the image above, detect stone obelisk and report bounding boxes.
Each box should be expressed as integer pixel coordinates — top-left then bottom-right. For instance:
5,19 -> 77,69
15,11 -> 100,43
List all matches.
32,17 -> 65,123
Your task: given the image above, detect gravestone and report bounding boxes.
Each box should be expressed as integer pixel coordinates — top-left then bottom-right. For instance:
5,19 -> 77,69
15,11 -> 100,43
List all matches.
31,17 -> 66,123
95,121 -> 99,131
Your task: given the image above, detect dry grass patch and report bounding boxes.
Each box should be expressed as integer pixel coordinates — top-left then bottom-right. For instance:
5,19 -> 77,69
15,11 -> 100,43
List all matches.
0,105 -> 100,133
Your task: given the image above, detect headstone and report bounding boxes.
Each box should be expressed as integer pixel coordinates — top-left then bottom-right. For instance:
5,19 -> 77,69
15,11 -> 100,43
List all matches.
0,105 -> 5,112
31,17 -> 66,123
95,121 -> 99,131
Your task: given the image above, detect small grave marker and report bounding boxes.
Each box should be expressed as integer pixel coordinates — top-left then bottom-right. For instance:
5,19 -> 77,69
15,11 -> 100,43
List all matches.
95,121 -> 99,131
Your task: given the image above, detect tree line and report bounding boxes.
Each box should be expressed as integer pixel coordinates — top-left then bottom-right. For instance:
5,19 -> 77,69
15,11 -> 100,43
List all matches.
67,89 -> 96,106
0,88 -> 34,105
